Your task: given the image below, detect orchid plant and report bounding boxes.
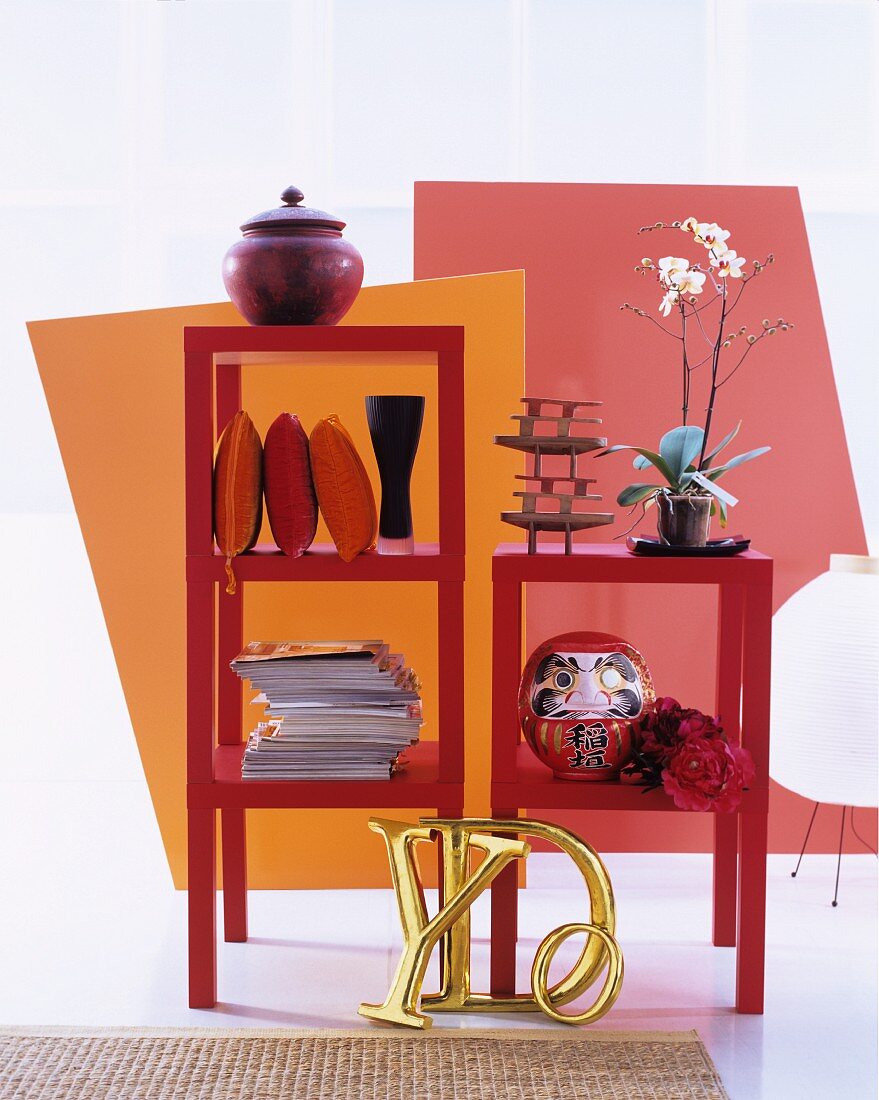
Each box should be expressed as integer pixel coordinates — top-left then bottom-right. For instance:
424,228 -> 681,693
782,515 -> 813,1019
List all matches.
600,217 -> 793,530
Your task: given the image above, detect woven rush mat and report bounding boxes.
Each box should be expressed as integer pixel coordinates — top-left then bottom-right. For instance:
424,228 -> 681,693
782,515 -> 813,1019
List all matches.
0,1027 -> 729,1100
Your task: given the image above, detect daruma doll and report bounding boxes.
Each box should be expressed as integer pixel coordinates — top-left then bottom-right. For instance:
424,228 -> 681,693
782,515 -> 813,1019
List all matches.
518,631 -> 655,781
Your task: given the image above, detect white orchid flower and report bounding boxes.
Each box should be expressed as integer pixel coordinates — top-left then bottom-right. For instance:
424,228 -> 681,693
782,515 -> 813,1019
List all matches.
659,289 -> 680,316
710,249 -> 746,278
670,268 -> 707,295
696,222 -> 731,251
680,216 -> 699,235
657,256 -> 690,286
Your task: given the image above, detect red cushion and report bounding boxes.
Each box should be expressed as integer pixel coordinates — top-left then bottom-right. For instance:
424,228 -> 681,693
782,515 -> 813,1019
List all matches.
263,413 -> 318,557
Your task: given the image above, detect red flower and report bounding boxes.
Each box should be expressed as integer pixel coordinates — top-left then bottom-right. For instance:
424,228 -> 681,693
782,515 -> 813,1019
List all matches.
662,736 -> 756,813
677,712 -> 723,744
638,696 -> 721,764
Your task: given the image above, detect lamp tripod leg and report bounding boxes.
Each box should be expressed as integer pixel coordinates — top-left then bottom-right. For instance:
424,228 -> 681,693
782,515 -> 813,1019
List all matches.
832,806 -> 847,908
791,801 -> 820,878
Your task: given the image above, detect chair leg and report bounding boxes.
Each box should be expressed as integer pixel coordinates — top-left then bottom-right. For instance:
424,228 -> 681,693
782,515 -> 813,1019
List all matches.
221,808 -> 248,942
832,806 -> 847,908
188,807 -> 217,1008
791,801 -> 820,878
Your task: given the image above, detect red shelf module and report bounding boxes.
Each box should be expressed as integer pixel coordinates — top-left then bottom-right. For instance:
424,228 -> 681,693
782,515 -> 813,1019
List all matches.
489,542 -> 773,1015
492,742 -> 769,814
191,741 -> 446,811
184,325 -> 466,1009
186,542 -> 464,584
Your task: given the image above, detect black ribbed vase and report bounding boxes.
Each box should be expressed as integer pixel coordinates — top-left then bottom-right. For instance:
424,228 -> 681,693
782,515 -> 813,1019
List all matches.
365,395 -> 425,555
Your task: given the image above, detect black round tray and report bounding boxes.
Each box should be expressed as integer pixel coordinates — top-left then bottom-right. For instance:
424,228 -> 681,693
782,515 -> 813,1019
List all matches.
626,534 -> 751,557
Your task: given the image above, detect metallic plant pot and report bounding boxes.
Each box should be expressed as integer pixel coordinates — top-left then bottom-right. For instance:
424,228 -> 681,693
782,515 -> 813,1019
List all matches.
656,493 -> 712,547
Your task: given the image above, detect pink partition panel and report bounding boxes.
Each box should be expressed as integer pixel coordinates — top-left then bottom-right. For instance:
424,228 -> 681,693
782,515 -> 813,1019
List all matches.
415,181 -> 872,854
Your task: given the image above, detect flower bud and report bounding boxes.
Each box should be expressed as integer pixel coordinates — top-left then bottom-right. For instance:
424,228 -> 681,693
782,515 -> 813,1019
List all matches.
747,335 -> 757,344
762,319 -> 770,328
768,328 -> 777,335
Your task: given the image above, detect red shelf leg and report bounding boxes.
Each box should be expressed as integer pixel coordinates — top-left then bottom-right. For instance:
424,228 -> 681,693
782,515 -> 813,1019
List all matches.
736,579 -> 772,1013
713,815 -> 739,947
490,575 -> 522,995
221,808 -> 248,943
437,581 -> 465,783
188,807 -> 217,1008
737,811 -> 768,1013
490,813 -> 519,996
713,582 -> 743,947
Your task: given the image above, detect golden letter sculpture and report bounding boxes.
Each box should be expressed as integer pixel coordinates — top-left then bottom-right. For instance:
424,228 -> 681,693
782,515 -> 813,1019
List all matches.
358,817 -> 623,1029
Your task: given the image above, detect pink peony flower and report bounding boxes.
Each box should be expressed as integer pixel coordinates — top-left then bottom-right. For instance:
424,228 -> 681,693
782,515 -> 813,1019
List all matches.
662,736 -> 756,813
677,712 -> 724,744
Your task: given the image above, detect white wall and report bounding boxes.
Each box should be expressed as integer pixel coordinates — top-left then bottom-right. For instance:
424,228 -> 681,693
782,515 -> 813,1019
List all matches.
2,0 -> 877,547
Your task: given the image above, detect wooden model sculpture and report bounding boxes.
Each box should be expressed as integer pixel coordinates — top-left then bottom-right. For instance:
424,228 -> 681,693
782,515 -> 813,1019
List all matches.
495,397 -> 614,553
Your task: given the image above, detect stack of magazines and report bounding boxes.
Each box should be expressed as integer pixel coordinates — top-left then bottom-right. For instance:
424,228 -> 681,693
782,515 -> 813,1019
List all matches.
231,641 -> 423,780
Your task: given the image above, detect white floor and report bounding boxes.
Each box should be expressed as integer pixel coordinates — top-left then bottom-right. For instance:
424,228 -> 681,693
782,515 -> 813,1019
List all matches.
1,515 -> 876,1100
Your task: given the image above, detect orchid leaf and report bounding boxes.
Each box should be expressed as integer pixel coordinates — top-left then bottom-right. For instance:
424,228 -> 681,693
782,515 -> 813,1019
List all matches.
633,454 -> 652,470
617,483 -> 659,507
659,425 -> 704,481
599,445 -> 676,486
709,499 -> 730,527
704,446 -> 771,480
703,421 -> 742,466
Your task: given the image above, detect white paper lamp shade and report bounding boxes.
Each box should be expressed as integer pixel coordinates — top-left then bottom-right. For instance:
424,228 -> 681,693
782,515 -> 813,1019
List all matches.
770,556 -> 879,808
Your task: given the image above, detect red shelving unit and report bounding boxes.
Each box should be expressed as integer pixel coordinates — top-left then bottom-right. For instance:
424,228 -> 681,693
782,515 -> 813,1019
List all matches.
184,325 -> 466,1008
489,541 -> 773,1014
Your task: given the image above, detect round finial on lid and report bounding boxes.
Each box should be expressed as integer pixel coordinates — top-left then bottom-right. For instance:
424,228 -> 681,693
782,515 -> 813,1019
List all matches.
281,186 -> 305,207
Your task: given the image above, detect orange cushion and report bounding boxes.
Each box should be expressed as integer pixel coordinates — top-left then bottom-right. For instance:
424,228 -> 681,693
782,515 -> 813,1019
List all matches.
309,415 -> 377,562
263,412 -> 317,557
213,410 -> 263,593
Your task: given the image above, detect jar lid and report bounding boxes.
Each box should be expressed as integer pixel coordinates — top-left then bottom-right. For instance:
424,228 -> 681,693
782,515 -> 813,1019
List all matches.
239,186 -> 345,232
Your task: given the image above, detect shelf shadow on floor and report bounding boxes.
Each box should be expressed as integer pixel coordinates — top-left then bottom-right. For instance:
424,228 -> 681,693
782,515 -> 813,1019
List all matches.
212,1002 -> 361,1028
244,937 -> 387,955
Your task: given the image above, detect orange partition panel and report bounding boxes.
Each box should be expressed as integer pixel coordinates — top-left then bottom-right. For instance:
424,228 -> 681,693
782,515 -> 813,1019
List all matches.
415,182 -> 873,854
29,271 -> 524,887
